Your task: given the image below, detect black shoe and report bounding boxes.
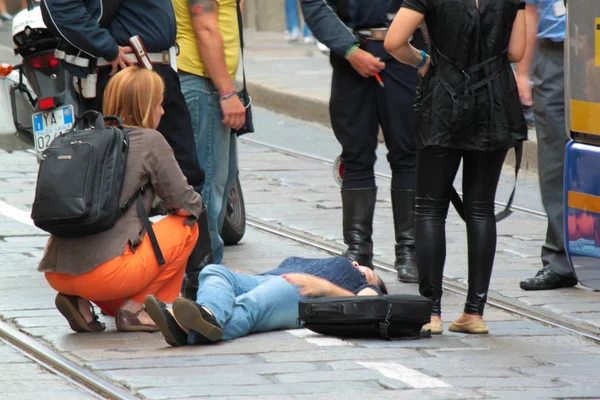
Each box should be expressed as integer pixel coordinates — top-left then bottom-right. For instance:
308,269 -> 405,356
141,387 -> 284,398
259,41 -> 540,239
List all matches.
144,295 -> 188,346
173,297 -> 223,343
519,269 -> 578,291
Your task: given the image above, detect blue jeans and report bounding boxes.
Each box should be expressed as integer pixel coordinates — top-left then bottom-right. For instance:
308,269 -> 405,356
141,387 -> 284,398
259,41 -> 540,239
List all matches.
189,265 -> 302,344
285,0 -> 311,38
180,74 -> 238,264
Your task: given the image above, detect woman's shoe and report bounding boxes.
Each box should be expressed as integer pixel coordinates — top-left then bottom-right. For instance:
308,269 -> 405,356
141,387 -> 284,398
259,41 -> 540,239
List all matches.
55,294 -> 106,333
448,319 -> 489,334
144,295 -> 188,346
422,319 -> 443,334
115,309 -> 160,333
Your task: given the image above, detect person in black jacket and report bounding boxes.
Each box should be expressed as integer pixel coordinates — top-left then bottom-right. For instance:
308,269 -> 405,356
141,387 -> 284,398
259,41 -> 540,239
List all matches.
300,0 -> 426,284
384,0 -> 527,335
40,0 -> 213,300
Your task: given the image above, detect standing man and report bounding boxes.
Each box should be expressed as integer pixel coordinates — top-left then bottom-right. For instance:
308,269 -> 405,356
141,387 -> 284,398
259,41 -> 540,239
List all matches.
516,0 -> 578,290
40,0 -> 215,300
300,0 -> 425,283
173,0 -> 246,264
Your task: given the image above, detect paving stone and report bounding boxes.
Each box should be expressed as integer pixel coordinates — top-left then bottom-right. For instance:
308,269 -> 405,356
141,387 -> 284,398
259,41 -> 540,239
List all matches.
481,386 -> 600,400
1,391 -> 97,400
531,354 -> 600,366
258,348 -> 422,363
139,381 -> 382,399
443,376 -> 566,389
116,371 -> 272,388
458,335 -> 600,355
86,354 -> 257,370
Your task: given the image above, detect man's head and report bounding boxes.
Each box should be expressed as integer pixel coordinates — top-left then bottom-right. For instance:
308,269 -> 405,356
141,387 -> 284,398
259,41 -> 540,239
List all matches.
352,262 -> 388,295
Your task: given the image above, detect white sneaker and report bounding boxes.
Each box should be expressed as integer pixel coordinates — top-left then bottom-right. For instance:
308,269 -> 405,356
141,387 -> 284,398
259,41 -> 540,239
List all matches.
316,41 -> 330,55
284,29 -> 300,42
303,36 -> 315,45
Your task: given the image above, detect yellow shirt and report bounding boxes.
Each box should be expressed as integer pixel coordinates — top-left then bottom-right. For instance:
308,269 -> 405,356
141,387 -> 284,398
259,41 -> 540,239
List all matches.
173,0 -> 240,79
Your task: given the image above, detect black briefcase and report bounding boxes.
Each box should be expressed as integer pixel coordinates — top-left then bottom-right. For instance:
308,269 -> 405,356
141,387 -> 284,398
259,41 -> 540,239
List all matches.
298,295 -> 433,340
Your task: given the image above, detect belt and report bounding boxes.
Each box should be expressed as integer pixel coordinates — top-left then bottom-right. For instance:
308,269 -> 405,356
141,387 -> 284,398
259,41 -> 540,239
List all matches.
356,27 -> 388,41
55,47 -> 177,68
96,48 -> 175,67
540,39 -> 564,50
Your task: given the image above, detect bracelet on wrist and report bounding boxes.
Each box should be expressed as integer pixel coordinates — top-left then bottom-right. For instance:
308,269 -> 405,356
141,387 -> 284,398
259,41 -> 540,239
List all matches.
416,50 -> 428,68
345,44 -> 360,59
220,90 -> 237,101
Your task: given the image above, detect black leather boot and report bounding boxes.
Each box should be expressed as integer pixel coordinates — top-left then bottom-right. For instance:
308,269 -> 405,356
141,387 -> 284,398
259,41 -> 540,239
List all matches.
341,188 -> 377,268
181,207 -> 214,301
392,189 -> 418,283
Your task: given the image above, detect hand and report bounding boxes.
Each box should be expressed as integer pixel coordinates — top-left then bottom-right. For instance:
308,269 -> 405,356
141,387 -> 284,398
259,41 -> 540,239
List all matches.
281,273 -> 332,296
347,49 -> 385,78
174,209 -> 192,217
419,55 -> 431,78
516,73 -> 533,106
109,46 -> 134,76
220,94 -> 246,130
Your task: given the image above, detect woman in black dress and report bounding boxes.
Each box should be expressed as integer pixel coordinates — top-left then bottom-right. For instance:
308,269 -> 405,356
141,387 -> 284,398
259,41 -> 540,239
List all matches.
384,0 -> 526,334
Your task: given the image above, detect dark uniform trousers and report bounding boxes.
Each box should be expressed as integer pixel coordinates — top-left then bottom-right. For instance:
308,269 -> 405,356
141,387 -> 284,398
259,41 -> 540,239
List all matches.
329,40 -> 418,190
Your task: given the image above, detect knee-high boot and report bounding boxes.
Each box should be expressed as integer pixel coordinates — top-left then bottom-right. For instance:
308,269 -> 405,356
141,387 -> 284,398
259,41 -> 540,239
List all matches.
341,187 -> 377,268
392,189 -> 418,283
181,206 -> 215,301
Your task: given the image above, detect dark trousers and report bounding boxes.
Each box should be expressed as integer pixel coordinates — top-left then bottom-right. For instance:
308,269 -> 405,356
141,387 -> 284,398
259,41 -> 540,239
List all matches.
415,146 -> 507,316
88,65 -> 206,195
533,42 -> 573,278
329,40 -> 418,190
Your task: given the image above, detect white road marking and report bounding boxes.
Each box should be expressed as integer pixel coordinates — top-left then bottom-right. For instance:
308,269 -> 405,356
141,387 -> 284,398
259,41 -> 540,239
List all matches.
287,329 -> 353,347
357,361 -> 451,389
0,200 -> 34,226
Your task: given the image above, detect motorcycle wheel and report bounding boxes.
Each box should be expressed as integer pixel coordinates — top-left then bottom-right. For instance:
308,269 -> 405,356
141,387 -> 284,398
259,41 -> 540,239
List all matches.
221,175 -> 246,246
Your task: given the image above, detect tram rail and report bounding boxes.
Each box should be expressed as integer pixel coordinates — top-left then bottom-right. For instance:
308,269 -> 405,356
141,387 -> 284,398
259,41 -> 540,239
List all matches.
0,320 -> 138,400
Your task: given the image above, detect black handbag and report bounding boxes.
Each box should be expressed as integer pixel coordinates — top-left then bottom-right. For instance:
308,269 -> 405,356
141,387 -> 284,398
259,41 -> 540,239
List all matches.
232,0 -> 254,136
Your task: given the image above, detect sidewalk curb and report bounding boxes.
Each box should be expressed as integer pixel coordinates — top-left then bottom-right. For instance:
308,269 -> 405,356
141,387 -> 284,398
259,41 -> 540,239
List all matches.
239,77 -> 539,171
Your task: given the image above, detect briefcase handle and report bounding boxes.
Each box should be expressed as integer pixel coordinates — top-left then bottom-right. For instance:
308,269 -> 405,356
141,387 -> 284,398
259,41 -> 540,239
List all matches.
304,302 -> 357,316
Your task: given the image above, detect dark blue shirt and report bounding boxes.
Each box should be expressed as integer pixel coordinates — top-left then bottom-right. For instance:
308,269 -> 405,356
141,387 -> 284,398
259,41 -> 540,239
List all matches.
262,256 -> 381,295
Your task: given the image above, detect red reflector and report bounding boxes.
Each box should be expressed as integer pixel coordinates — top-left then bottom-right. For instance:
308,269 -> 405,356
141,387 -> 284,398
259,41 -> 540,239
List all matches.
39,98 -> 56,110
0,64 -> 13,77
27,53 -> 59,69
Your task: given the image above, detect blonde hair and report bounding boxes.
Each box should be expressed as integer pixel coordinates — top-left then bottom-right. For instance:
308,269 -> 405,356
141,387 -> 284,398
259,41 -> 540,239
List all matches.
102,67 -> 165,129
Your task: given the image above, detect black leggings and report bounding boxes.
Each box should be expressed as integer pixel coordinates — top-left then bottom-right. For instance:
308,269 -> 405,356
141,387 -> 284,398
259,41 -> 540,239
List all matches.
415,146 -> 507,316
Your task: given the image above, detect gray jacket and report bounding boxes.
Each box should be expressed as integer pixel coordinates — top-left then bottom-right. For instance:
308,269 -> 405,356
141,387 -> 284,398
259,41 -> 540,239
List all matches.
300,0 -> 402,57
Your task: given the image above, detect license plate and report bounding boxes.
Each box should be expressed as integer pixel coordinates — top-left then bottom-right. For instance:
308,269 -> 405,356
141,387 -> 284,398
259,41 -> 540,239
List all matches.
32,105 -> 74,154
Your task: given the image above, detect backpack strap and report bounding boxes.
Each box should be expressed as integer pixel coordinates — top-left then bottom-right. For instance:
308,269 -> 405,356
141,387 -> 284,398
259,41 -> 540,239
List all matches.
121,183 -> 166,266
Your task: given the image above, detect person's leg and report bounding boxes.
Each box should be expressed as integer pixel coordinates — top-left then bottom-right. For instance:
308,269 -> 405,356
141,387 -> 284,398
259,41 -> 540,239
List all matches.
180,73 -> 231,264
520,44 -> 577,289
45,215 -> 198,323
187,265 -> 263,344
459,150 -> 507,318
415,146 -> 462,320
221,275 -> 302,340
375,49 -> 419,282
329,50 -> 380,267
284,0 -> 300,40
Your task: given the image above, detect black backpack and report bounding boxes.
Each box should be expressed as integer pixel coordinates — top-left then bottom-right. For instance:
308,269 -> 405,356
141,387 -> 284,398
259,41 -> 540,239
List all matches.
30,111 -> 165,264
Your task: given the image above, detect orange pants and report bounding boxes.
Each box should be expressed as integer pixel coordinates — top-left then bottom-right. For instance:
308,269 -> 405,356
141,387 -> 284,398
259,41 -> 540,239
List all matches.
45,215 -> 199,317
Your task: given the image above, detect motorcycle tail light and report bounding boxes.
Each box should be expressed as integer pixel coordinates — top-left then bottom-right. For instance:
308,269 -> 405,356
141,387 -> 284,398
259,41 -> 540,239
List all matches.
27,53 -> 59,69
39,97 -> 56,111
0,64 -> 13,77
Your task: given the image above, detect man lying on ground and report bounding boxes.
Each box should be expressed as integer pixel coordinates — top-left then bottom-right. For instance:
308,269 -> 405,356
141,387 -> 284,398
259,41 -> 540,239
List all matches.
144,256 -> 388,346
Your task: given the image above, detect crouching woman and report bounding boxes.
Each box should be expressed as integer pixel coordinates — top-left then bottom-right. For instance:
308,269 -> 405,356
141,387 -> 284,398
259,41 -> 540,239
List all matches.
39,67 -> 204,333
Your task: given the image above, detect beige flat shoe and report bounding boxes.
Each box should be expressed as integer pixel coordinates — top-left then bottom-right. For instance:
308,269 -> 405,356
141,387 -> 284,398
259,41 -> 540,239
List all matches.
422,319 -> 443,334
448,319 -> 489,334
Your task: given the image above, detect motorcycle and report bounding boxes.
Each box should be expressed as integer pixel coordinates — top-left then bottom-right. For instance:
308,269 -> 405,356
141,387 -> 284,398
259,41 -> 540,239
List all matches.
8,1 -> 246,245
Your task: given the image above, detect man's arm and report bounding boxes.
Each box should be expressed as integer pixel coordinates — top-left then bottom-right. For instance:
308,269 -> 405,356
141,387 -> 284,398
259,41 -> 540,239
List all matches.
282,274 -> 380,297
188,0 -> 245,130
41,0 -> 119,60
300,0 -> 385,78
515,3 -> 539,106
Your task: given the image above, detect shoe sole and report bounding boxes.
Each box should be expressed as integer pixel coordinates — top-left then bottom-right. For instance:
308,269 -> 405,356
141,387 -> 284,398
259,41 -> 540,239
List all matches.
144,296 -> 185,346
448,323 -> 489,334
173,298 -> 223,342
55,294 -> 98,333
519,281 -> 578,291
